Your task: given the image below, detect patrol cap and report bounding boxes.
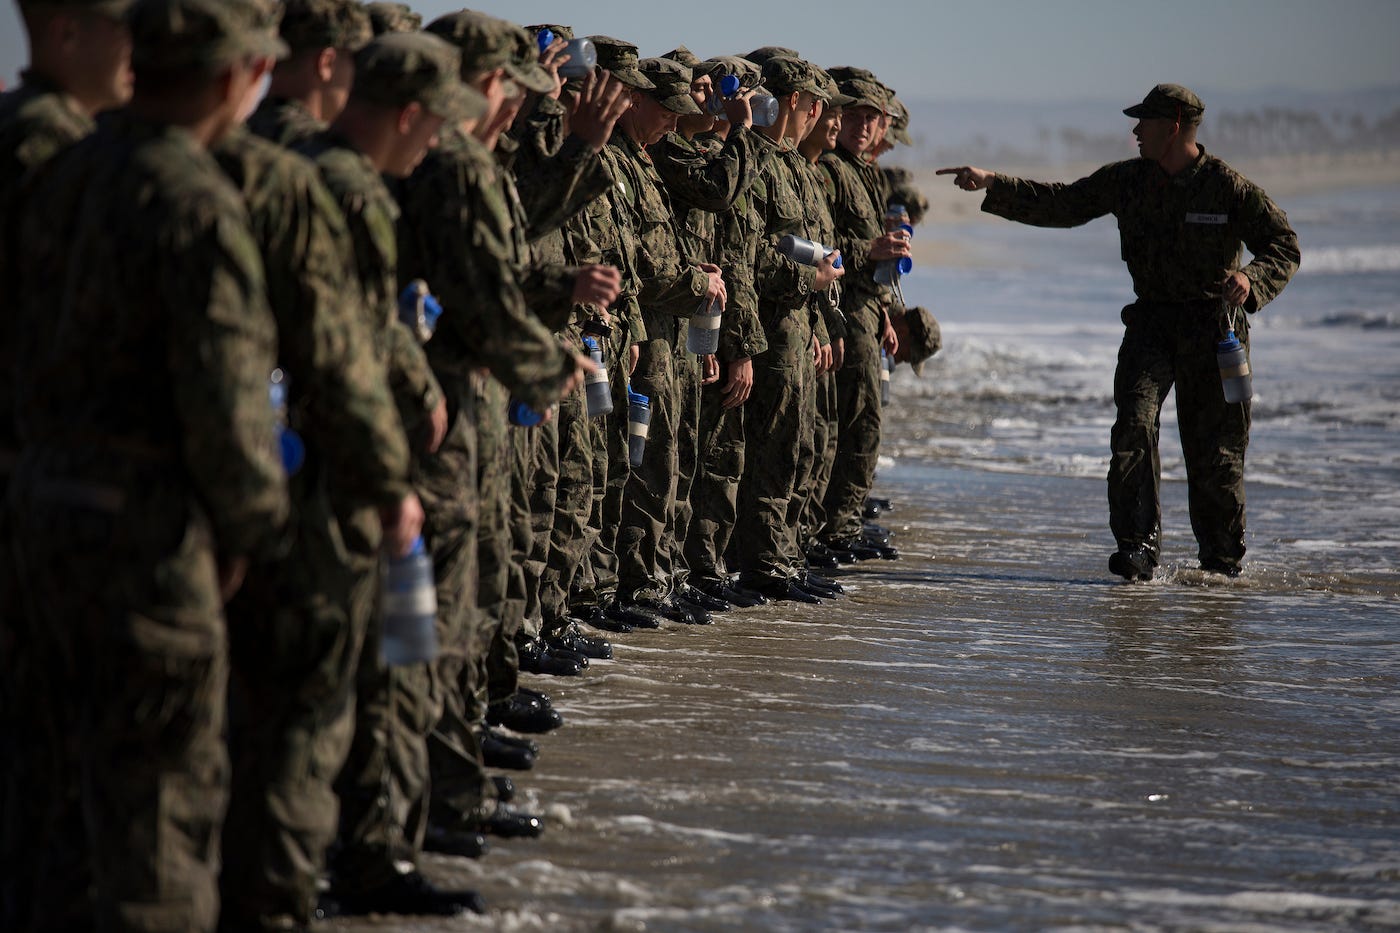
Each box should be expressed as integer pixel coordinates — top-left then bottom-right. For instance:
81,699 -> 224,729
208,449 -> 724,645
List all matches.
1123,83 -> 1204,123
901,306 -> 942,375
426,10 -> 553,94
128,0 -> 287,72
702,54 -> 762,91
888,95 -> 912,144
588,36 -> 655,91
352,31 -> 487,122
761,55 -> 830,102
527,23 -> 574,42
366,2 -> 421,36
819,68 -> 857,109
638,57 -> 702,115
831,69 -> 887,112
660,45 -> 701,69
744,45 -> 800,67
278,0 -> 371,53
17,0 -> 134,17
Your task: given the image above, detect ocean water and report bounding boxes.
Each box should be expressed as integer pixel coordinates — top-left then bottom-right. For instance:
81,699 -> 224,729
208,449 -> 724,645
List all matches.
326,182 -> 1400,932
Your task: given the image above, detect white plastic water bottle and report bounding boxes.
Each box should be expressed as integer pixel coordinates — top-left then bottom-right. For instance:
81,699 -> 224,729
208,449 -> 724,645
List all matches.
1216,331 -> 1253,403
686,296 -> 722,356
627,389 -> 651,468
880,348 -> 892,406
381,536 -> 439,666
583,336 -> 614,418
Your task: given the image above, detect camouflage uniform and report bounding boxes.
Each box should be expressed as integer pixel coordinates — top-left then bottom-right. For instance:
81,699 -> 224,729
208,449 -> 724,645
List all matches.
4,4 -> 291,929
366,1 -> 421,35
652,115 -> 768,592
818,71 -> 894,546
246,0 -> 372,149
609,57 -> 715,606
733,57 -> 830,587
394,10 -> 573,830
982,90 -> 1298,570
295,31 -> 472,891
213,126 -> 412,931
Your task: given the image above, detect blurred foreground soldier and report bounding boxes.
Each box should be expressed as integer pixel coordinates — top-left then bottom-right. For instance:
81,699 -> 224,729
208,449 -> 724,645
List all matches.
0,0 -> 133,919
213,49 -> 427,933
247,0 -> 372,147
367,1 -> 421,35
297,31 -> 486,917
939,83 -> 1299,580
5,1 -> 289,929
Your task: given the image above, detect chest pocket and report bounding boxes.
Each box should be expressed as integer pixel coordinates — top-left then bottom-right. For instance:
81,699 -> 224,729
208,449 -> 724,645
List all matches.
769,171 -> 804,236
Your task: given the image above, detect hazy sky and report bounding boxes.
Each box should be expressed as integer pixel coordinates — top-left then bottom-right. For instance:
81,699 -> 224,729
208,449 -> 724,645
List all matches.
2,0 -> 1398,102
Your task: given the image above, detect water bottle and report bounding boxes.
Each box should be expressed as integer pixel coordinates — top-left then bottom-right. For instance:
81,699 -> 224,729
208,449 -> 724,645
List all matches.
398,279 -> 442,342
686,296 -> 723,356
380,536 -> 439,666
558,38 -> 597,78
1216,331 -> 1253,403
508,398 -> 546,427
874,223 -> 915,286
777,234 -> 843,269
583,336 -> 614,418
535,27 -> 554,53
707,88 -> 779,127
880,348 -> 892,407
268,368 -> 305,475
627,389 -> 650,468
884,203 -> 910,233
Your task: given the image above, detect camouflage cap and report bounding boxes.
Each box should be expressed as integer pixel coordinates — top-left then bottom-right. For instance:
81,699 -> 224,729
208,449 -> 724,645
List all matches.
128,0 -> 287,72
761,56 -> 830,102
527,23 -> 574,42
888,95 -> 912,144
588,36 -> 655,91
744,46 -> 800,67
1123,83 -> 1204,123
901,306 -> 942,375
830,66 -> 887,113
660,45 -> 702,69
352,31 -> 487,122
426,10 -> 553,94
637,57 -> 702,115
366,2 -> 421,36
278,0 -> 371,53
703,54 -> 762,90
819,68 -> 857,109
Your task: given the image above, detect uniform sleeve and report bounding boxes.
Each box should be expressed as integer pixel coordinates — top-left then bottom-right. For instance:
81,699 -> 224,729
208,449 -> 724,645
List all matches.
752,171 -> 819,308
653,128 -> 766,214
266,168 -> 412,508
1237,183 -> 1300,312
981,163 -> 1119,229
517,134 -> 614,240
399,154 -> 571,410
167,209 -> 289,558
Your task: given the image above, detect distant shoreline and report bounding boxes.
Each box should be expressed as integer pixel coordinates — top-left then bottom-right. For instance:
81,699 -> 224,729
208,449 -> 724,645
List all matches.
904,149 -> 1400,268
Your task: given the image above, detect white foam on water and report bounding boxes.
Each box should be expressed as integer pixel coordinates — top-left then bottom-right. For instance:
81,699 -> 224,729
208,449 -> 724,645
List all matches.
1299,243 -> 1400,275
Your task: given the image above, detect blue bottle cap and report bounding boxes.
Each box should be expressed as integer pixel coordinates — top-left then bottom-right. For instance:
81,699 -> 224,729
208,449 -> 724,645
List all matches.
1217,330 -> 1242,351
409,535 -> 426,556
719,74 -> 741,97
896,256 -> 914,275
536,28 -> 554,54
508,398 -> 545,427
280,428 -> 305,475
583,336 -> 598,351
897,223 -> 915,237
422,293 -> 443,331
832,255 -> 843,270
627,388 -> 650,408
888,203 -> 907,214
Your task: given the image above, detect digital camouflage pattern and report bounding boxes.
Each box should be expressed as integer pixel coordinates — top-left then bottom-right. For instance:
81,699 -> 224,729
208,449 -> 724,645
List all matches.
983,147 -> 1300,569
818,141 -> 892,544
247,95 -> 327,149
278,0 -> 373,53
212,126 -> 411,930
8,109 -> 288,933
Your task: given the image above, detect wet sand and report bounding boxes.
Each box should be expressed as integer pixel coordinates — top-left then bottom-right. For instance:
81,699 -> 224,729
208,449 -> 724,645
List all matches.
324,461 -> 1400,931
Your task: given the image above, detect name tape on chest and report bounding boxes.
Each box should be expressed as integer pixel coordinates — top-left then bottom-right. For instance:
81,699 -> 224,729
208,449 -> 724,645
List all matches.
1185,212 -> 1229,225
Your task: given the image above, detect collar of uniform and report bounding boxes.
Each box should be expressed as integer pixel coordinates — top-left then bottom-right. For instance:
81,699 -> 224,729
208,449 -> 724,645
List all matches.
1171,144 -> 1211,186
618,131 -> 652,163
